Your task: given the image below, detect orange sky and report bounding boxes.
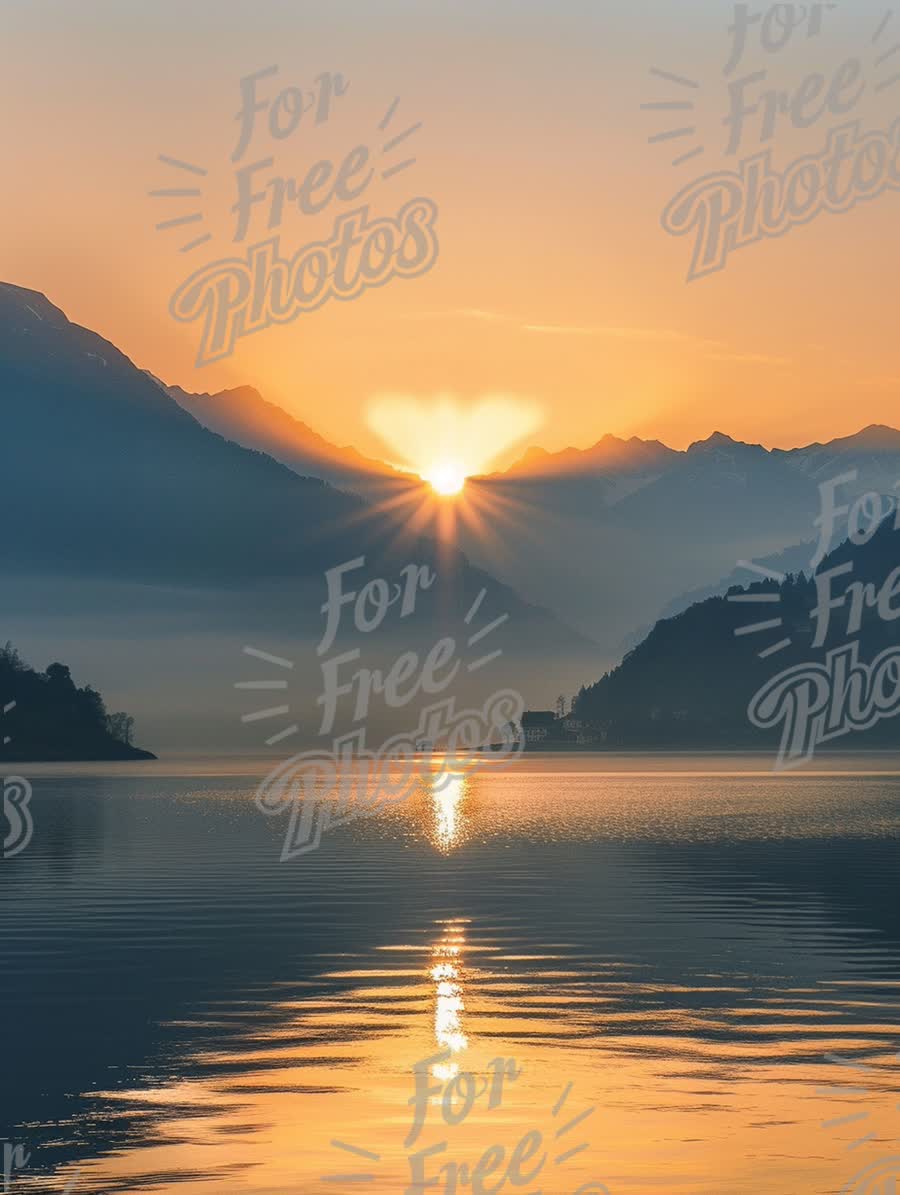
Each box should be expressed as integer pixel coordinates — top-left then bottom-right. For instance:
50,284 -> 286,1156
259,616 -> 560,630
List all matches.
2,0 -> 899,467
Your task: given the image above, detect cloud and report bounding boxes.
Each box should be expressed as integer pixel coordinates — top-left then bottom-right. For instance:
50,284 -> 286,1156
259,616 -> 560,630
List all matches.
397,308 -> 788,367
400,308 -> 512,324
403,309 -> 718,346
523,322 -> 719,347
705,351 -> 790,366
856,376 -> 900,389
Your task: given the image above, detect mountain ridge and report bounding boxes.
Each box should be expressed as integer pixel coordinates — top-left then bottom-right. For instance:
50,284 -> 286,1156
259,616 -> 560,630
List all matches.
168,382 -> 416,491
0,280 -> 599,748
499,425 -> 900,479
148,373 -> 900,490
573,513 -> 900,751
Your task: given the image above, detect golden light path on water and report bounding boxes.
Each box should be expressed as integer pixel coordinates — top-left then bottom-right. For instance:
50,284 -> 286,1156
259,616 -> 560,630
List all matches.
429,777 -> 470,1081
431,918 -> 469,1082
19,760 -> 900,1195
431,770 -> 467,855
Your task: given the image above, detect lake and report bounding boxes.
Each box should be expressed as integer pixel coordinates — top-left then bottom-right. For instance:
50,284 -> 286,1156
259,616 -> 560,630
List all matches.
2,755 -> 900,1193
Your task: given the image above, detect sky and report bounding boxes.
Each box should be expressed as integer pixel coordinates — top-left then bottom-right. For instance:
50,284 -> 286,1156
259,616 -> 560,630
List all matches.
2,0 -> 899,469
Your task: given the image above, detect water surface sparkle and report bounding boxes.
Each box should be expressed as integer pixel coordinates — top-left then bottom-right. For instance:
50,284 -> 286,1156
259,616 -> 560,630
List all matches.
2,756 -> 900,1193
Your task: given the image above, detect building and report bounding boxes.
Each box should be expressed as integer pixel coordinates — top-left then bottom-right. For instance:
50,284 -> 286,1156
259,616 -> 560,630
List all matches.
521,710 -> 557,743
520,710 -> 612,749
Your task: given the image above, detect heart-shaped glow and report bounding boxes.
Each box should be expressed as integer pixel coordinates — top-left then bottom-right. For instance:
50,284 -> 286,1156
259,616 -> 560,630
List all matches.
366,393 -> 544,490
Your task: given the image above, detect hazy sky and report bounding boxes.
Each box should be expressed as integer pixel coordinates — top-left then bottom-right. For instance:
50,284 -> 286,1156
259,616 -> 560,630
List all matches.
3,0 -> 899,466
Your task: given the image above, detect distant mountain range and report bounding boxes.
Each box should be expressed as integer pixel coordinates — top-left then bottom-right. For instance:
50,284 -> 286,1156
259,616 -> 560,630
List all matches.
6,278 -> 900,751
490,435 -> 679,504
0,281 -> 596,750
136,367 -> 900,674
166,382 -> 416,497
461,424 -> 900,659
500,423 -> 900,487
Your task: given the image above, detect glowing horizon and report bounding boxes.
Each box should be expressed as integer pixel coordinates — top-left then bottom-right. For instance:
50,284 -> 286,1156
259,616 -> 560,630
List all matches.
4,0 -> 898,462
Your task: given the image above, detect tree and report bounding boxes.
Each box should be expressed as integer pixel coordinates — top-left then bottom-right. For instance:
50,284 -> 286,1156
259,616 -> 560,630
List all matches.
1,651 -> 151,761
106,712 -> 134,746
82,685 -> 107,723
0,642 -> 26,672
45,662 -> 74,688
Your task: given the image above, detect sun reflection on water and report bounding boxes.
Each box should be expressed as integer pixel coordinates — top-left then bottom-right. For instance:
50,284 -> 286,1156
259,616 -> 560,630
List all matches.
429,770 -> 469,854
430,918 -> 469,1081
17,768 -> 900,1194
424,775 -> 472,1079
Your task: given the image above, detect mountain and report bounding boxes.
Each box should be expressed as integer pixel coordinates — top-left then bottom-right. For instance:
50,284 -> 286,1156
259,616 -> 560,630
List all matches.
167,382 -> 415,495
573,514 -> 900,755
458,426 -> 900,662
498,434 -> 677,485
157,382 -> 900,675
619,536 -> 819,654
457,431 -> 814,659
611,430 -> 817,540
616,430 -> 900,655
779,424 -> 900,495
0,281 -> 598,750
0,283 -> 375,584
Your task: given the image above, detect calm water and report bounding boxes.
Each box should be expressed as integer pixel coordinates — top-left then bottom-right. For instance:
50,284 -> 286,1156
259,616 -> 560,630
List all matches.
2,757 -> 900,1194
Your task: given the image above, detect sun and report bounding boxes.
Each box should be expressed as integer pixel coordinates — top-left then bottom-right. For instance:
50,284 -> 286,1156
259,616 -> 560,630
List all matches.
425,462 -> 466,496
366,394 -> 545,501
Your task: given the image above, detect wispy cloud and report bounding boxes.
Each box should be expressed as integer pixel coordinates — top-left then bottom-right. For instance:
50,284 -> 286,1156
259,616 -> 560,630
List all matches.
400,307 -> 512,323
397,309 -> 788,367
706,351 -> 790,366
520,323 -> 597,336
523,322 -> 720,348
856,375 -> 900,389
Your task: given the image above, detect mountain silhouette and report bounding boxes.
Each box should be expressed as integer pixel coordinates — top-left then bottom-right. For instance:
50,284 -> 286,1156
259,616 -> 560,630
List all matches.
151,380 -> 900,669
496,434 -> 677,483
573,514 -> 900,752
0,281 -> 597,749
457,425 -> 900,658
167,382 -> 416,496
0,282 -> 369,584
